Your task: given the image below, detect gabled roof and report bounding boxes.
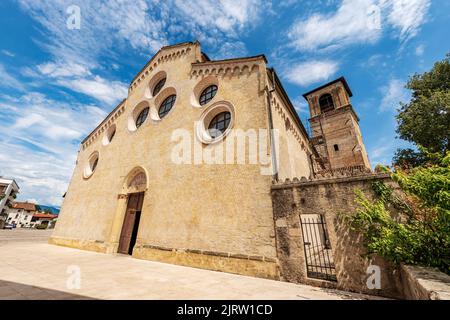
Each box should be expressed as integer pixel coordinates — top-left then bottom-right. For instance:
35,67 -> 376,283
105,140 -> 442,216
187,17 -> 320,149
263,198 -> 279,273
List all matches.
12,201 -> 36,211
302,77 -> 353,99
33,213 -> 58,219
129,41 -> 198,85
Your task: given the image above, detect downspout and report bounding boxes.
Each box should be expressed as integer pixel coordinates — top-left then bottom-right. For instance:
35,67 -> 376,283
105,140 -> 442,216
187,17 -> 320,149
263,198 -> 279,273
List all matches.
266,69 -> 279,182
308,153 -> 315,179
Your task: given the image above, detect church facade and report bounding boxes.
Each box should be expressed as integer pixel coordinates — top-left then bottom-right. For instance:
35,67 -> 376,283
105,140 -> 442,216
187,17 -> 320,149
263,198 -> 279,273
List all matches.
50,41 -> 371,281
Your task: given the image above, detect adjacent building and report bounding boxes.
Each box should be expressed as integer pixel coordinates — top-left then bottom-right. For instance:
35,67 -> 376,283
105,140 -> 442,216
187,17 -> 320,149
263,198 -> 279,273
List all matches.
5,201 -> 36,228
4,202 -> 59,229
0,177 -> 20,228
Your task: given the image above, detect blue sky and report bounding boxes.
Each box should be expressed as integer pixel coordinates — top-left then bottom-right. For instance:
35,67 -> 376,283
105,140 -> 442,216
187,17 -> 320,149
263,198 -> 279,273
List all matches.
0,0 -> 449,206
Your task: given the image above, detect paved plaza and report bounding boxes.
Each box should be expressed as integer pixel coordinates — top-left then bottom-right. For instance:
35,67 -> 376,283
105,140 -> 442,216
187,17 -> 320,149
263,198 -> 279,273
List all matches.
0,229 -> 383,300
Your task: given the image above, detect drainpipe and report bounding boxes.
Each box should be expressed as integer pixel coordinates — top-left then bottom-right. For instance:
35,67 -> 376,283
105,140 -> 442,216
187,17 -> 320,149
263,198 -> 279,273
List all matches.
308,153 -> 315,179
265,69 -> 279,182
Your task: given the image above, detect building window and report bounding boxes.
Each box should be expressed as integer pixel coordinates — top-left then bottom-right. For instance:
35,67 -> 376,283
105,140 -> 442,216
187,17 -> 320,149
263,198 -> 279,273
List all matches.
91,157 -> 99,171
319,93 -> 334,113
158,94 -> 176,119
135,107 -> 149,128
109,128 -> 116,141
103,124 -> 117,146
199,85 -> 218,106
208,111 -> 231,138
84,152 -> 99,179
152,78 -> 166,96
334,144 -> 339,151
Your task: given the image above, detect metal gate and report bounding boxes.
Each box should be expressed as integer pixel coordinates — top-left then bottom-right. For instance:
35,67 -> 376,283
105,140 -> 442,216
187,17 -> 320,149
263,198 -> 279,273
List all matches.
300,214 -> 337,282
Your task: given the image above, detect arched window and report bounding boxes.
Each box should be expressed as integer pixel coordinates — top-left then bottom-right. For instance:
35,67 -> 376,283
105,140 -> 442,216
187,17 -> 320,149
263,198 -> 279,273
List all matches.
135,107 -> 149,128
319,93 -> 334,113
199,85 -> 218,105
91,157 -> 99,172
158,94 -> 176,119
109,128 -> 116,142
152,78 -> 166,96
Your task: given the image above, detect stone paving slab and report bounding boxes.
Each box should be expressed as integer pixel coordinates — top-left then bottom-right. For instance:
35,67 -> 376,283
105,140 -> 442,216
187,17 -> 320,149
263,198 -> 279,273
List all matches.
0,230 -> 384,300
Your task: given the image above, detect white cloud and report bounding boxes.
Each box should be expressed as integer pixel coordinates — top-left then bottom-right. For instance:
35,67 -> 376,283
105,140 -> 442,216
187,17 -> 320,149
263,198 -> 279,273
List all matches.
287,0 -> 430,52
1,50 -> 15,57
292,96 -> 310,116
0,92 -> 107,205
17,0 -> 167,65
18,0 -> 268,65
56,76 -> 128,105
379,79 -> 410,112
0,64 -> 26,91
37,61 -> 91,78
415,44 -> 425,56
288,0 -> 381,52
285,60 -> 339,87
173,0 -> 266,35
387,0 -> 431,43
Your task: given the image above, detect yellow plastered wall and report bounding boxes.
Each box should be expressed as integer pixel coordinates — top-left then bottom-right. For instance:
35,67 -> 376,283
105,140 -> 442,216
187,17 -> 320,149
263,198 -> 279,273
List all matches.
52,43 -> 277,260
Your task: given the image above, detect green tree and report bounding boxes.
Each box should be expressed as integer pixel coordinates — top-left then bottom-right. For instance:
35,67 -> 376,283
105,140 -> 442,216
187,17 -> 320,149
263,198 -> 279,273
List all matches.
343,151 -> 450,274
392,148 -> 428,168
395,53 -> 450,161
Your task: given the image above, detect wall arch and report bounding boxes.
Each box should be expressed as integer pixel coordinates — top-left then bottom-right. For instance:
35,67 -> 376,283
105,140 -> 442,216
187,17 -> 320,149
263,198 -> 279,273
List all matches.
122,167 -> 149,194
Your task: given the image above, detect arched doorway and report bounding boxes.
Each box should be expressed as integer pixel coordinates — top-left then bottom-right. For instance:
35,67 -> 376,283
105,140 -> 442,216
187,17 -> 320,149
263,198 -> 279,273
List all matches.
118,168 -> 147,255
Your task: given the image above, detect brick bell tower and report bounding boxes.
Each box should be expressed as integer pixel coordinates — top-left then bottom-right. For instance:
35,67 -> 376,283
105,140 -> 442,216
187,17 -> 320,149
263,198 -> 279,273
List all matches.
303,77 -> 371,171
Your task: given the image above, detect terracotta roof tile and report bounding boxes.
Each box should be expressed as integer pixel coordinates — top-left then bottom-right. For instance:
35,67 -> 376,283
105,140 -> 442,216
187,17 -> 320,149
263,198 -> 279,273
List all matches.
12,201 -> 36,211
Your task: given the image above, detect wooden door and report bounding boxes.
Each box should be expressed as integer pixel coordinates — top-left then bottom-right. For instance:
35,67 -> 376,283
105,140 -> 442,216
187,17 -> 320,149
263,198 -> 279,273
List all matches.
118,192 -> 144,255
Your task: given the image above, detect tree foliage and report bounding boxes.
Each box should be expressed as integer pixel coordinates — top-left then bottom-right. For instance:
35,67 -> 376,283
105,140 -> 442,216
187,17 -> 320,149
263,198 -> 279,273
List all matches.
393,148 -> 428,168
396,53 -> 450,156
343,152 -> 450,274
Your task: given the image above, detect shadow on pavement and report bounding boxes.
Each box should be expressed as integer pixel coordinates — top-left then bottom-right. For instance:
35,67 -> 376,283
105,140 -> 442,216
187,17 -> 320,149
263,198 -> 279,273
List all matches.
0,279 -> 96,300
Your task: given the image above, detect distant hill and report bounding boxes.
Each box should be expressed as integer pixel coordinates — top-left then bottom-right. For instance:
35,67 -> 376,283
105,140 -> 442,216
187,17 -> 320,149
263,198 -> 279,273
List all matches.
36,205 -> 60,215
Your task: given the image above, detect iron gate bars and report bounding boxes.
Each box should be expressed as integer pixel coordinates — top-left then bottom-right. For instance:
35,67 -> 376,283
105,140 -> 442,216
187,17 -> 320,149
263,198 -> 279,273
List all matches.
300,214 -> 337,282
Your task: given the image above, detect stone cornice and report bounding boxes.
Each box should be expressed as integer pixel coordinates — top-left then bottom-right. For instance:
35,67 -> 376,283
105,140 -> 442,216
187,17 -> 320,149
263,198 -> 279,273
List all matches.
308,104 -> 360,122
190,56 -> 265,78
271,172 -> 389,190
82,99 -> 126,150
129,43 -> 195,93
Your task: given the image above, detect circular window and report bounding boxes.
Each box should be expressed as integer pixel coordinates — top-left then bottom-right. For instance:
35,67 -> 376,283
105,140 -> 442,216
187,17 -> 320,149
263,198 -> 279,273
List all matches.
199,85 -> 218,106
196,101 -> 235,144
152,78 -> 166,96
83,152 -> 99,179
208,111 -> 231,138
136,107 -> 149,128
158,94 -> 176,119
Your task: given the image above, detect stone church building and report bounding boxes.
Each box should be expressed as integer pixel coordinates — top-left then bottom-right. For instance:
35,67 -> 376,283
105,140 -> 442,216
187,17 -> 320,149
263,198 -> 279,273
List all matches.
51,41 -> 383,294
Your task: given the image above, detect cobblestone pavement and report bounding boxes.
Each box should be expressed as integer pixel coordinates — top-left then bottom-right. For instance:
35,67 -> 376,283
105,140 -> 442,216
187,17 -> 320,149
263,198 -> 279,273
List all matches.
0,229 -> 384,300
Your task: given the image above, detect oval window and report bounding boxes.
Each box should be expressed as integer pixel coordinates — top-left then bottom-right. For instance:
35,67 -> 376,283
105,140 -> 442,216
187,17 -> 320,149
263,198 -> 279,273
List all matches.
158,95 -> 176,119
135,107 -> 149,128
199,85 -> 218,106
152,78 -> 166,96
